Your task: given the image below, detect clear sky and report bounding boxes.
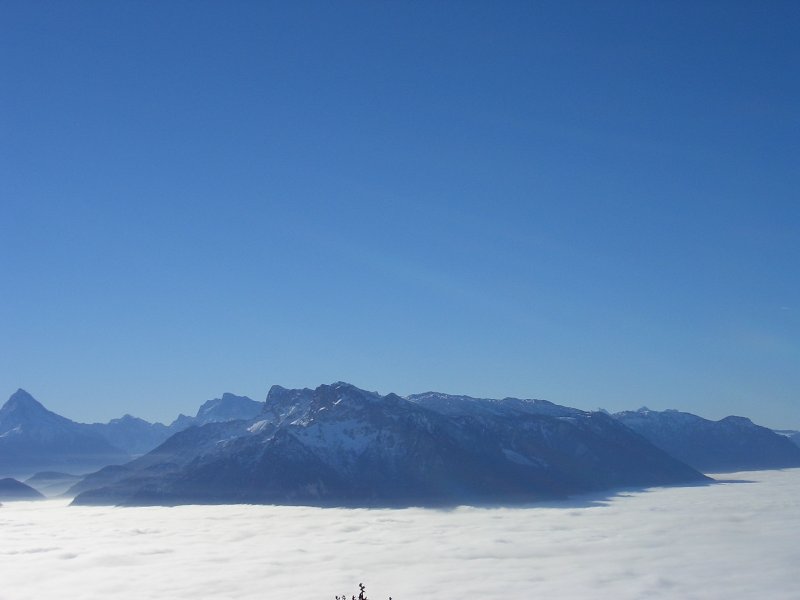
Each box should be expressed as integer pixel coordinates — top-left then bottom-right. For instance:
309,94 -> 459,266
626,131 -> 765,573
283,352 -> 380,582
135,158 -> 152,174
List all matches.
2,1 -> 798,428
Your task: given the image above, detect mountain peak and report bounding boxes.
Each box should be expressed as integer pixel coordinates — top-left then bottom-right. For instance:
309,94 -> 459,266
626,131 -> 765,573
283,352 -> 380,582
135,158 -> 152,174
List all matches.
2,389 -> 48,416
720,415 -> 755,428
315,382 -> 381,405
330,381 -> 360,391
328,381 -> 379,395
194,393 -> 262,424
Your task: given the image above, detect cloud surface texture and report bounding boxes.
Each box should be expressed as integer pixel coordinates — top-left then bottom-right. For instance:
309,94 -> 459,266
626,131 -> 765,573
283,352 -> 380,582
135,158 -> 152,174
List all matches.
1,469 -> 798,599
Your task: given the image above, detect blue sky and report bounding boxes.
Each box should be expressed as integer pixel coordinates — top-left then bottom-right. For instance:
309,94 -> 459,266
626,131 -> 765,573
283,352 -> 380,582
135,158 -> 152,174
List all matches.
2,1 -> 798,427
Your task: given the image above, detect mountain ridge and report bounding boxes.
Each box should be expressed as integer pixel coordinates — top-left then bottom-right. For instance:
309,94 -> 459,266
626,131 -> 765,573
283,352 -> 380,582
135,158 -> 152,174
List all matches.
614,407 -> 800,472
0,389 -> 264,476
71,382 -> 709,507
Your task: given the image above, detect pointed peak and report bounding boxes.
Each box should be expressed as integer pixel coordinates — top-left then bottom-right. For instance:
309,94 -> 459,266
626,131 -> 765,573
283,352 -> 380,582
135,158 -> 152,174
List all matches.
3,389 -> 47,412
169,413 -> 194,428
10,388 -> 36,401
112,414 -> 148,424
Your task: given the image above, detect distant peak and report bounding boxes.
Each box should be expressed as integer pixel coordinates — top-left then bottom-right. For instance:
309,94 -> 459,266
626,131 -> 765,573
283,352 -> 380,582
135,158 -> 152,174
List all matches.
312,382 -> 383,408
329,381 -> 383,397
331,381 -> 356,389
636,406 -> 652,413
11,388 -> 36,401
3,389 -> 47,412
115,414 -> 146,424
721,415 -> 755,427
266,385 -> 288,401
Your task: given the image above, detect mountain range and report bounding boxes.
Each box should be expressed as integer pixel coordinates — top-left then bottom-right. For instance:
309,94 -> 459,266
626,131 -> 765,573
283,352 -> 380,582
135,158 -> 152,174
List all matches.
0,389 -> 263,476
614,407 -> 800,472
69,383 -> 708,506
3,385 -> 799,506
0,389 -> 129,476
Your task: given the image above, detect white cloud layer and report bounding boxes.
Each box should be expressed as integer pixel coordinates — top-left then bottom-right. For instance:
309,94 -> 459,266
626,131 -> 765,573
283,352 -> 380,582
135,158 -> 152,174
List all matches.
1,469 -> 799,600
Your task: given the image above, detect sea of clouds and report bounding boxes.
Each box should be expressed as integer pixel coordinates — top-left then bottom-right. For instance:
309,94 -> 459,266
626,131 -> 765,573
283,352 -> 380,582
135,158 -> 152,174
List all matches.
1,468 -> 798,600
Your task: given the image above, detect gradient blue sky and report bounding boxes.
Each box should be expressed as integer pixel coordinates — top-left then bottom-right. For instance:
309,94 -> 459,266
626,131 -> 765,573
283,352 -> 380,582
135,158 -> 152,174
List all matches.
2,1 -> 798,427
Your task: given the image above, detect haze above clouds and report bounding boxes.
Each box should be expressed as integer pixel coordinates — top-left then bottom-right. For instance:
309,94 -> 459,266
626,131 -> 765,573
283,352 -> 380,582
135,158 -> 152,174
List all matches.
1,469 -> 798,600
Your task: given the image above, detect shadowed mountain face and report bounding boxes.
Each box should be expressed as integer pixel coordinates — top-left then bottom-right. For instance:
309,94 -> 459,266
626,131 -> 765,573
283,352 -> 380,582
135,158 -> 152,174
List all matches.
614,408 -> 800,473
72,383 -> 708,507
0,390 -> 129,476
0,477 -> 45,501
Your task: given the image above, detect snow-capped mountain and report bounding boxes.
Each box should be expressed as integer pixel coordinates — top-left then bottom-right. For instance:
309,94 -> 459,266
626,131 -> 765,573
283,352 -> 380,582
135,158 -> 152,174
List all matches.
0,389 -> 129,475
614,408 -> 800,472
72,382 -> 707,507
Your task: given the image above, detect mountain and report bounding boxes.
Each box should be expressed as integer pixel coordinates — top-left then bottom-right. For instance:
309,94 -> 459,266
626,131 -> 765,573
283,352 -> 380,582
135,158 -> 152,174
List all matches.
88,415 -> 172,456
0,477 -> 45,501
87,393 -> 262,456
774,430 -> 800,449
191,393 -> 263,425
24,471 -> 83,497
66,419 -> 254,498
407,391 -> 584,418
614,408 -> 800,472
0,388 -> 264,476
72,383 -> 707,507
407,392 -> 707,490
0,390 -> 129,476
